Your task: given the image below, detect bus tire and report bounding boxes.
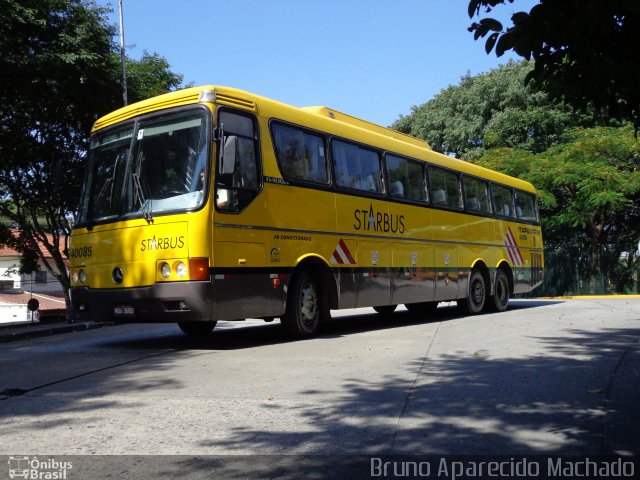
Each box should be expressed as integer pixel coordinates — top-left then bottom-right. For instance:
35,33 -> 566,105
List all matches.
487,269 -> 510,312
373,305 -> 397,314
282,270 -> 325,338
405,302 -> 439,315
458,269 -> 486,314
178,321 -> 217,337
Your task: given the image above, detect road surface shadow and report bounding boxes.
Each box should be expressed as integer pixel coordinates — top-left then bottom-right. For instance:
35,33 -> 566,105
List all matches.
105,299 -> 562,351
1,302 -> 637,471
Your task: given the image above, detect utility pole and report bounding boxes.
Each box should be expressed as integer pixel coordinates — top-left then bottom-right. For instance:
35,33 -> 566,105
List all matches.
119,0 -> 128,106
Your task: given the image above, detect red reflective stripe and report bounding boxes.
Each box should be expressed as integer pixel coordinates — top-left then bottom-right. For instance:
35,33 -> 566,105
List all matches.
329,239 -> 356,265
330,252 -> 344,264
338,238 -> 356,264
504,228 -> 524,266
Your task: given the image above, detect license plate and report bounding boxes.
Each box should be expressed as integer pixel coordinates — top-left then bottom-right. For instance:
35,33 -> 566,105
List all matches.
113,305 -> 135,317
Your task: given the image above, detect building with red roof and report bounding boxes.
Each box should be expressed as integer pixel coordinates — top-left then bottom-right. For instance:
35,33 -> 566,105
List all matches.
0,231 -> 67,322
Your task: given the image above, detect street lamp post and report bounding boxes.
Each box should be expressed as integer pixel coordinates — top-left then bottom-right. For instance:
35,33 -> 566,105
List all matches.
119,0 -> 128,106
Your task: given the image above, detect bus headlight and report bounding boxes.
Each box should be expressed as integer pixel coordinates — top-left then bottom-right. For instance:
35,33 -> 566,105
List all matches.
160,262 -> 171,278
157,258 -> 209,282
79,270 -> 87,283
175,261 -> 187,278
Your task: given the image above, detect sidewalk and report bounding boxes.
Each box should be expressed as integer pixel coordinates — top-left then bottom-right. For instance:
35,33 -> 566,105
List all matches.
0,290 -> 107,343
0,317 -> 111,343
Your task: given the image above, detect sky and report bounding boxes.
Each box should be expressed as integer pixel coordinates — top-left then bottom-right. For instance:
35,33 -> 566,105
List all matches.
97,0 -> 536,127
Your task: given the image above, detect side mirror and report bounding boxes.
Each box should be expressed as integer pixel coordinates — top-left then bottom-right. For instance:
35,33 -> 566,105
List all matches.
216,188 -> 237,210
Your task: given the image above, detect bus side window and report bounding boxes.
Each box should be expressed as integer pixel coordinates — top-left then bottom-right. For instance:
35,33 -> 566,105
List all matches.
463,176 -> 492,214
432,189 -> 447,205
332,140 -> 383,194
515,190 -> 538,222
333,140 -> 357,189
491,183 -> 515,218
390,181 -> 405,197
272,123 -> 329,184
216,111 -> 260,211
386,154 -> 426,202
429,166 -> 461,209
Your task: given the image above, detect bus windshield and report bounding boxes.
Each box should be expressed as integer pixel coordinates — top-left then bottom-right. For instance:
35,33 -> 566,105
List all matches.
77,109 -> 209,227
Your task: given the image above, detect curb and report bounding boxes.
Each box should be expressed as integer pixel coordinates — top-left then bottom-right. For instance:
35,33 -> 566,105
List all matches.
0,321 -> 112,344
537,295 -> 640,300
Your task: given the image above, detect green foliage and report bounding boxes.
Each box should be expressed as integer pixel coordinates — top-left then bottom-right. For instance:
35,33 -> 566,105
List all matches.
0,0 -> 186,307
476,126 -> 640,294
126,50 -> 187,103
0,0 -> 117,302
392,61 -> 592,160
468,0 -> 640,132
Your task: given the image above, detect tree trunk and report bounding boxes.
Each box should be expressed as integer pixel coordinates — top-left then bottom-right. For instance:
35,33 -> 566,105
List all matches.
586,219 -> 603,295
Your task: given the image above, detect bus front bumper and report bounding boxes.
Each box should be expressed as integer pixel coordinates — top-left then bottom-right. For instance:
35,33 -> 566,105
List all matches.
70,281 -> 214,323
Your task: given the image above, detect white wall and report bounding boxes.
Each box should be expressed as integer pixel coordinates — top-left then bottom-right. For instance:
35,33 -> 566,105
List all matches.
21,270 -> 64,294
0,303 -> 29,324
0,257 -> 22,290
0,257 -> 64,294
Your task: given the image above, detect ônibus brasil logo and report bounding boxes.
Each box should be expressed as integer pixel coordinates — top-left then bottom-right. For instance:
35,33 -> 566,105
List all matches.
8,456 -> 72,479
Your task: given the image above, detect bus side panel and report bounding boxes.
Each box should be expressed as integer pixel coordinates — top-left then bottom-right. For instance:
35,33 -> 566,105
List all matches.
212,272 -> 287,321
391,242 -> 435,305
212,238 -> 287,320
494,220 -> 544,295
511,250 -> 544,294
337,268 -> 358,309
355,241 -> 391,308
434,245 -> 459,301
335,194 -> 393,308
429,209 -> 463,301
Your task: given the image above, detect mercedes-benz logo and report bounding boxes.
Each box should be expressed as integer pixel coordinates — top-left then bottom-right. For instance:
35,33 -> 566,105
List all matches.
112,267 -> 124,284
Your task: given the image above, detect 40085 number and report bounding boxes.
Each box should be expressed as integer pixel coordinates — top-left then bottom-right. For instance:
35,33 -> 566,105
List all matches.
69,246 -> 93,258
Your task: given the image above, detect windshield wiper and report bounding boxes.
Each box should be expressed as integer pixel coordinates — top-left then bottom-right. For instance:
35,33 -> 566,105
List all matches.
132,172 -> 154,224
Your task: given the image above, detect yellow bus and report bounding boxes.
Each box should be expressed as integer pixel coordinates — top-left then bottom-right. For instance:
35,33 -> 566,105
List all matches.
69,85 -> 544,337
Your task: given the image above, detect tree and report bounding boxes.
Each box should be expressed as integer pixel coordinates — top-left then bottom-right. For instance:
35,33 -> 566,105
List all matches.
392,61 -> 594,160
0,0 -> 186,310
126,50 -> 187,103
468,0 -> 640,132
477,126 -> 640,294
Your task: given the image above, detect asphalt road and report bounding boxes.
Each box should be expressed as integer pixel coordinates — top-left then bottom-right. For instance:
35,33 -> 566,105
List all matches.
0,299 -> 638,477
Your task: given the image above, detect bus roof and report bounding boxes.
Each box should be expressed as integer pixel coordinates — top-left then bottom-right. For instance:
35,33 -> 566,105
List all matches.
301,106 -> 430,150
91,85 -> 536,193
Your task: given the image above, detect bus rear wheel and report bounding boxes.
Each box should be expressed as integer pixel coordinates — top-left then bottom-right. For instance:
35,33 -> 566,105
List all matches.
282,270 -> 326,338
487,269 -> 510,312
458,269 -> 486,314
373,305 -> 397,314
178,321 -> 217,337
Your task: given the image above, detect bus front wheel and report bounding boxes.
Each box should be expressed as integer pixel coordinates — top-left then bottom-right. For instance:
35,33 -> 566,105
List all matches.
458,269 -> 486,314
178,321 -> 217,337
282,270 -> 326,338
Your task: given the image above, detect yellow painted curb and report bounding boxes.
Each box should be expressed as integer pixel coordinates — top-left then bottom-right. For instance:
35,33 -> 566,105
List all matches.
537,295 -> 640,300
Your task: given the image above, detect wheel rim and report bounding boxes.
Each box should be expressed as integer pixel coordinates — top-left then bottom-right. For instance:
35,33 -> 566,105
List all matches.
299,280 -> 318,326
471,277 -> 485,307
